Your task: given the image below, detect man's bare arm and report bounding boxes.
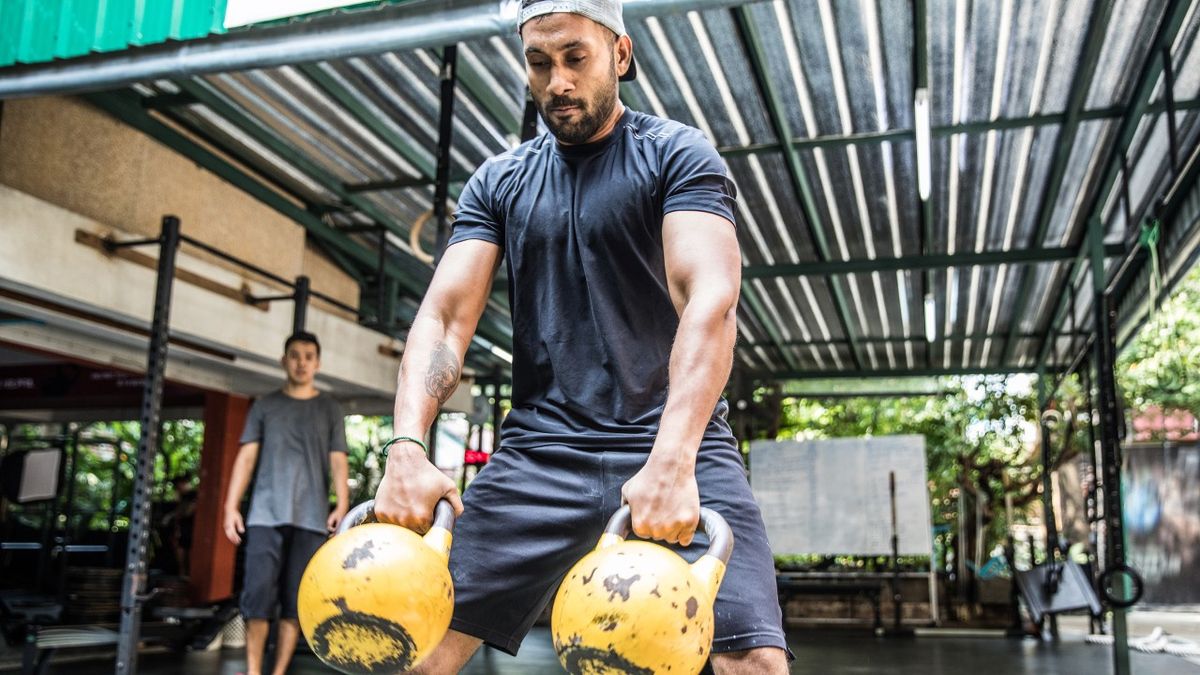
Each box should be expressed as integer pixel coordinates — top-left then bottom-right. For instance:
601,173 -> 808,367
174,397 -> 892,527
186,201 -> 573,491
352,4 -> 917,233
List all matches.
621,210 -> 740,545
327,452 -> 350,532
375,239 -> 503,529
223,442 -> 261,545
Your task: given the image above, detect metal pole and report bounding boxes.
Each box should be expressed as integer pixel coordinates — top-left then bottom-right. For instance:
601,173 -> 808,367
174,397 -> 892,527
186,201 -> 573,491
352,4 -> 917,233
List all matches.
1090,218 -> 1131,675
1037,374 -> 1061,557
292,275 -> 311,333
116,215 -> 181,675
376,225 -> 388,326
1037,370 -> 1061,639
1081,358 -> 1104,635
1162,46 -> 1180,174
0,0 -> 751,99
889,471 -> 905,633
491,368 -> 504,452
521,90 -> 540,143
433,44 -> 458,264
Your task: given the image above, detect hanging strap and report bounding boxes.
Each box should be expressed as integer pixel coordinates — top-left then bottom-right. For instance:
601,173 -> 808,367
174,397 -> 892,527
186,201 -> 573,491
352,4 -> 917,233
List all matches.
1139,219 -> 1163,322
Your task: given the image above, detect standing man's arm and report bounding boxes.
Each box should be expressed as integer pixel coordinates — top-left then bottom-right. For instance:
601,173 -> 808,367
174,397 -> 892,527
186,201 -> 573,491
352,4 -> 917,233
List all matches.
373,239 -> 502,531
223,442 -> 261,545
327,452 -> 350,532
621,210 -> 741,546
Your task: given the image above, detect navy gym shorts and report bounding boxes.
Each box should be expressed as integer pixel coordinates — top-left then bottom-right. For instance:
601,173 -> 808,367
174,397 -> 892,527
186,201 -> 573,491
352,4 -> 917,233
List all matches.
240,525 -> 327,620
447,442 -> 788,656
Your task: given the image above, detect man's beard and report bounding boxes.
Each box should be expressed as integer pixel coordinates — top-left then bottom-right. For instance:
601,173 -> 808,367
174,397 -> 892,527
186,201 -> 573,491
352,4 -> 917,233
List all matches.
535,69 -> 619,144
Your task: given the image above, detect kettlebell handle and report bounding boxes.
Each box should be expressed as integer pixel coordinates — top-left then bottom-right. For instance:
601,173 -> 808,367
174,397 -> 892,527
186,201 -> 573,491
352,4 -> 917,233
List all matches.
603,505 -> 734,565
336,498 -> 456,536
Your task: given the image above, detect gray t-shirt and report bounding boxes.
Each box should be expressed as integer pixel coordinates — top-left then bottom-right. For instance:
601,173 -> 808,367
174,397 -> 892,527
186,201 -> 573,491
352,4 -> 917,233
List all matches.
239,390 -> 347,534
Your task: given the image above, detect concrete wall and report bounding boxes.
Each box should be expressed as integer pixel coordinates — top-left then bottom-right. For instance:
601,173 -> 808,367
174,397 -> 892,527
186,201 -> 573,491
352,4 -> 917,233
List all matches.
0,96 -> 358,308
0,184 -> 416,407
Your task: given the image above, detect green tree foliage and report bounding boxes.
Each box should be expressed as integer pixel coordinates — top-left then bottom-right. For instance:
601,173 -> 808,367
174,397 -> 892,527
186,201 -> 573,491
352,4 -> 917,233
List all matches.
343,415 -> 392,505
1117,264 -> 1200,421
1,420 -> 203,535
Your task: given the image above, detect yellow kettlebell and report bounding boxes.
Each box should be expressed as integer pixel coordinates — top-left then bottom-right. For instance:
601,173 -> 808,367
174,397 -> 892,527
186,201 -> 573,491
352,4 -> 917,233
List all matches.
297,499 -> 455,674
551,505 -> 734,675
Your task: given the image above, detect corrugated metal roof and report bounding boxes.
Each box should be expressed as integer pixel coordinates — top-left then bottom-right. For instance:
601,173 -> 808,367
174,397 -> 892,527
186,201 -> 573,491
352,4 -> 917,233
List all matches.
0,0 -> 227,67
86,0 -> 1200,381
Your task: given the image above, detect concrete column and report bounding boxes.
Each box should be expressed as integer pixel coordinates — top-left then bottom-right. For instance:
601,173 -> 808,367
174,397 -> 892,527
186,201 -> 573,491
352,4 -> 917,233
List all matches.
190,391 -> 250,604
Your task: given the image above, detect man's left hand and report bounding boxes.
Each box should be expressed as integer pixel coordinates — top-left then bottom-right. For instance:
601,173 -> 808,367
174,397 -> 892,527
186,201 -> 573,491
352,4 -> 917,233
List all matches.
327,505 -> 349,534
621,455 -> 700,546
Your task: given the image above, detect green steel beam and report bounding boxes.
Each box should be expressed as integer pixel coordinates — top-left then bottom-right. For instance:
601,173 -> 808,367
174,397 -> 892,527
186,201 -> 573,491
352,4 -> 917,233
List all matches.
1034,0 -> 1192,373
345,174 -> 471,193
297,62 -> 441,186
310,237 -> 369,285
141,92 -> 199,109
1000,0 -> 1116,367
739,283 -> 803,372
1115,141 -> 1200,348
716,98 -> 1200,158
86,89 -> 514,360
743,331 -> 1086,349
169,78 -> 483,340
454,52 -> 521,136
295,61 -> 520,329
174,79 -> 424,248
150,102 -> 325,217
742,243 -> 1124,278
734,5 -> 865,371
766,366 -> 1042,381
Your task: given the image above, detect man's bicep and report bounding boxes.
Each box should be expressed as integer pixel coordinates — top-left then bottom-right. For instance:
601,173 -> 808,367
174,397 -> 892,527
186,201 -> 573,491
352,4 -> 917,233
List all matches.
420,238 -> 502,331
662,210 -> 741,310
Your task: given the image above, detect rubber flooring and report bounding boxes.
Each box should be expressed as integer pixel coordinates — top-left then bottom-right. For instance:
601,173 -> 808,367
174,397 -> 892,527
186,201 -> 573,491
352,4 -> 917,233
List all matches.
7,626 -> 1198,674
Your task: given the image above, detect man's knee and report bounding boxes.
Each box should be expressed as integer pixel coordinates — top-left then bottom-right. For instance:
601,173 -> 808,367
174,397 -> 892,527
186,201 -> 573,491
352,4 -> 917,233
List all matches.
406,630 -> 483,674
710,646 -> 788,675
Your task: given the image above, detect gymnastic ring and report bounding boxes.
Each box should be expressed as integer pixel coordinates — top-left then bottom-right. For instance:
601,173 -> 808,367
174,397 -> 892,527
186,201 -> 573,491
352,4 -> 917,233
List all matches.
410,204 -> 455,266
1098,563 -> 1144,608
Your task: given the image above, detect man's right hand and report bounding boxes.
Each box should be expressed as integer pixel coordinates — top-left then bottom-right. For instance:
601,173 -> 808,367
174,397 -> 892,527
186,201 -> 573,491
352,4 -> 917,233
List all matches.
373,444 -> 464,533
223,508 -> 245,545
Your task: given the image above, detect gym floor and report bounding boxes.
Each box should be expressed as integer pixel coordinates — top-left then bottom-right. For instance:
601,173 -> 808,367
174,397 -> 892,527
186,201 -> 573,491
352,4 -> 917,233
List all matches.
14,626 -> 1199,674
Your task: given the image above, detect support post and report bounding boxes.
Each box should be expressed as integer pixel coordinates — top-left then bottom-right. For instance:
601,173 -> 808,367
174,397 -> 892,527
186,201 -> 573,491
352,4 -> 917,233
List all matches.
1037,370 -> 1060,639
1091,221 -> 1131,675
433,44 -> 459,264
491,368 -> 504,451
292,275 -> 311,334
116,215 -> 181,675
191,392 -> 250,604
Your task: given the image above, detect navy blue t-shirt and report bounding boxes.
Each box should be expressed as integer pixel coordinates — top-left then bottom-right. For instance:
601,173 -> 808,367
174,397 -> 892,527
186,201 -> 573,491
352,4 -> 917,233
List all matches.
449,107 -> 739,452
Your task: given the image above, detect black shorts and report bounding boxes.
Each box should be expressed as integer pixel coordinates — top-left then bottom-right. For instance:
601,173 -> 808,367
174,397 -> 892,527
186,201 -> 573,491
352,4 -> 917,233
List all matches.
240,525 -> 327,620
447,443 -> 787,656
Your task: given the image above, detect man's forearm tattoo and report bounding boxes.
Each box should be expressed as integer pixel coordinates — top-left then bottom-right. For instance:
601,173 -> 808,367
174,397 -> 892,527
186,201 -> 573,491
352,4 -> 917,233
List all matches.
425,341 -> 460,404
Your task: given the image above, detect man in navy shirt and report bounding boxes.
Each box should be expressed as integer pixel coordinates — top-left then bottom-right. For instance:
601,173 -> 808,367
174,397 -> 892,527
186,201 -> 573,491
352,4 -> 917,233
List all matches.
373,1 -> 788,672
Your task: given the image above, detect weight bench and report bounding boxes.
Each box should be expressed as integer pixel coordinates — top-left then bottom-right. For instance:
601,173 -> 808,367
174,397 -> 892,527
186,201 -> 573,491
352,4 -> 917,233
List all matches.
22,626 -> 119,675
775,576 -> 884,630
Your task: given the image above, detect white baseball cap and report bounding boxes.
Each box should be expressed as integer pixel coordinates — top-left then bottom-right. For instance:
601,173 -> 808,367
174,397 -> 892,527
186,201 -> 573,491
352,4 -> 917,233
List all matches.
518,0 -> 638,81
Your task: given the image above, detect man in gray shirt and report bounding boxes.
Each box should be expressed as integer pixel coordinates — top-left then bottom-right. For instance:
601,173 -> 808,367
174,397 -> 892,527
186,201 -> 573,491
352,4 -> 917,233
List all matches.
223,331 -> 349,675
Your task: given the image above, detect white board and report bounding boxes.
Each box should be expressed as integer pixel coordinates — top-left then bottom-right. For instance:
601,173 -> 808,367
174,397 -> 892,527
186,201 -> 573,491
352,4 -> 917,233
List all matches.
19,449 -> 61,502
750,436 -> 932,556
